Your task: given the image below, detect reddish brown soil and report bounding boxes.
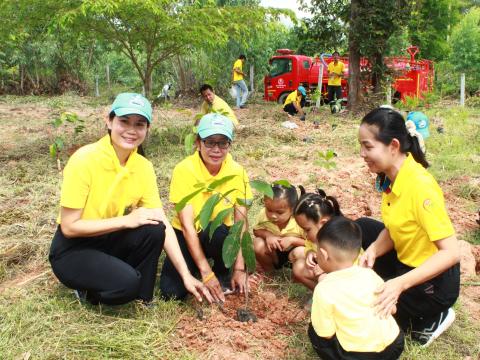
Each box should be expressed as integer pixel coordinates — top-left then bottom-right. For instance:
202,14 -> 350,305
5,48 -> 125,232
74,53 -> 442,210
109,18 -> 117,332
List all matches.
173,279 -> 308,360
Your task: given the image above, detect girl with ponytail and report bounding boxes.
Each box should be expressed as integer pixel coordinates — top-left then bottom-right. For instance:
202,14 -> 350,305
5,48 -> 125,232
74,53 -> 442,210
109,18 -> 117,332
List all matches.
358,107 -> 460,347
291,186 -> 342,290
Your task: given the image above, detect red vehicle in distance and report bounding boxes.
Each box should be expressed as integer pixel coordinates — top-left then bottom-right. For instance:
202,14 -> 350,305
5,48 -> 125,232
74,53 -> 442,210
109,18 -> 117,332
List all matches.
263,46 -> 434,105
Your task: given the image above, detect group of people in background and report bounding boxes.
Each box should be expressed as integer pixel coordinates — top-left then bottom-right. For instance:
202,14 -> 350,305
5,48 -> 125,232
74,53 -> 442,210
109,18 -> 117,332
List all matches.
48,52 -> 460,360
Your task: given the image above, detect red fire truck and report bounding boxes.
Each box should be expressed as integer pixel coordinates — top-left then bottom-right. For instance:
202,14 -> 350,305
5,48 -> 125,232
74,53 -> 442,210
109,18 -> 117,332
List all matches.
263,46 -> 434,105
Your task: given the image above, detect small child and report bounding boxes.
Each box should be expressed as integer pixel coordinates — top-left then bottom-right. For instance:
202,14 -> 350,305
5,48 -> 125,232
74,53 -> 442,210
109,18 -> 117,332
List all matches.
308,216 -> 404,360
291,187 -> 342,290
253,184 -> 305,272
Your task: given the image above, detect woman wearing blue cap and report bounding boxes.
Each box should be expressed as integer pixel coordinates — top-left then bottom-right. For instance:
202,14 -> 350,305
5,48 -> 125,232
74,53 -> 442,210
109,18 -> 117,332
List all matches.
49,93 -> 212,305
160,113 -> 252,303
283,86 -> 307,121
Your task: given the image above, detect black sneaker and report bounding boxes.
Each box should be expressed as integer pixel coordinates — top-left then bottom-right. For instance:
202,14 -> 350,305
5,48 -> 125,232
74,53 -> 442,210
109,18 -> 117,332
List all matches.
239,104 -> 248,109
412,308 -> 455,347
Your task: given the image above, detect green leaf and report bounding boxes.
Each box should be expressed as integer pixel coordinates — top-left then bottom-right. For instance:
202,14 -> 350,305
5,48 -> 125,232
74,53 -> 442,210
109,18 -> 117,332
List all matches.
49,144 -> 57,158
194,182 -> 206,189
52,118 -> 63,128
174,188 -> 204,212
198,193 -> 221,230
207,174 -> 238,191
184,132 -> 196,155
236,198 -> 253,207
54,138 -> 64,151
209,208 -> 234,240
222,220 -> 244,268
241,232 -> 256,272
325,149 -> 335,160
272,179 -> 292,187
250,179 -> 274,198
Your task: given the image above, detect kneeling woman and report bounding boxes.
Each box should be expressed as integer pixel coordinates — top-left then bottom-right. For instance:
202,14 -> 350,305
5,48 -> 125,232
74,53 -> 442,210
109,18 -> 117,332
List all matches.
49,93 -> 209,305
160,113 -> 252,303
358,107 -> 460,347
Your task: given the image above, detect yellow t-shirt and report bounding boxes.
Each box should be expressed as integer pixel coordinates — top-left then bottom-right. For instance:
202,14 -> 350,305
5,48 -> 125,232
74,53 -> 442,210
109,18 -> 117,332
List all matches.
382,154 -> 455,268
311,266 -> 400,353
327,61 -> 345,86
58,135 -> 162,223
253,208 -> 305,238
233,59 -> 244,81
283,91 -> 302,108
169,151 -> 252,231
200,95 -> 238,126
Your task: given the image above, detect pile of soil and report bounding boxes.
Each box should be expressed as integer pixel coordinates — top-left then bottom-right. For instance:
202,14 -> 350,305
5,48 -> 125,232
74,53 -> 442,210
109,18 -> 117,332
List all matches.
173,280 -> 308,360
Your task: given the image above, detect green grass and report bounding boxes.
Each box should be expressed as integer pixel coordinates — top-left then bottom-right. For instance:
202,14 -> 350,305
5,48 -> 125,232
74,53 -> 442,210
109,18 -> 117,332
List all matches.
0,94 -> 479,359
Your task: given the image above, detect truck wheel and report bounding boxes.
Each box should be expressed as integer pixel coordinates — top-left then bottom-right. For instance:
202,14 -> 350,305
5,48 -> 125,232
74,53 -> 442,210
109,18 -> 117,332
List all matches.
278,92 -> 289,105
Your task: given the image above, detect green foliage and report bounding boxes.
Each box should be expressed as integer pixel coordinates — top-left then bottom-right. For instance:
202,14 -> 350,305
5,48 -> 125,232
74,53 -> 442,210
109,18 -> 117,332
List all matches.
315,149 -> 337,169
49,112 -> 84,160
449,7 -> 480,94
250,180 -> 274,199
222,220 -> 244,268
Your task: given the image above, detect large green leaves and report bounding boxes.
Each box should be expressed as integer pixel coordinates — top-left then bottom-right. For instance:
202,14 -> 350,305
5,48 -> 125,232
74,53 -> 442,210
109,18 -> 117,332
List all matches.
222,220 -> 244,268
198,193 -> 222,230
241,231 -> 256,272
174,188 -> 204,212
208,207 -> 234,240
207,175 -> 238,191
250,179 -> 274,198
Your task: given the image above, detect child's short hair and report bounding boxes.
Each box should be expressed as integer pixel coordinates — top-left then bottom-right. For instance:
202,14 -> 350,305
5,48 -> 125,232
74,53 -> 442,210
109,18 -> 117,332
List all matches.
271,184 -> 298,209
294,186 -> 342,222
199,84 -> 213,94
316,216 -> 362,259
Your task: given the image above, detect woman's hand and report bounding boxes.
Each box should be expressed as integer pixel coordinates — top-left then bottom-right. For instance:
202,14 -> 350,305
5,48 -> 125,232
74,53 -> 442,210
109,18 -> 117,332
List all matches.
305,251 -> 317,269
231,269 -> 247,294
266,235 -> 281,253
182,274 -> 214,304
125,207 -> 162,228
374,277 -> 405,319
202,272 -> 225,303
359,245 -> 376,268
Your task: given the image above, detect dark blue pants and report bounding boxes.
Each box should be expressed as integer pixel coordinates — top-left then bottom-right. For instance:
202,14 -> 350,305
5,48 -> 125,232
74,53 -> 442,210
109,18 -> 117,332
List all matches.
49,224 -> 165,305
159,224 -> 230,300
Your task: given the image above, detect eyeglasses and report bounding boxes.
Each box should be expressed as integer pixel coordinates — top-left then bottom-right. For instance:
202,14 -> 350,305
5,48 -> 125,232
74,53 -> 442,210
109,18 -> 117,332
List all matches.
202,139 -> 231,149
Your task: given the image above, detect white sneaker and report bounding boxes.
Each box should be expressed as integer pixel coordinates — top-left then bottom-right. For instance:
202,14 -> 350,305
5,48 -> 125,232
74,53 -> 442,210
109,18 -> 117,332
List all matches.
414,308 -> 456,347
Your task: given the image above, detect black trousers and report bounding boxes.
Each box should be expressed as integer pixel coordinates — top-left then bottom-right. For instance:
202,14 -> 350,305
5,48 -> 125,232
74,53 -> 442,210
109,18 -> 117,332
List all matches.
159,224 -> 230,300
355,217 -> 460,332
49,224 -> 165,305
308,323 -> 404,360
327,85 -> 342,103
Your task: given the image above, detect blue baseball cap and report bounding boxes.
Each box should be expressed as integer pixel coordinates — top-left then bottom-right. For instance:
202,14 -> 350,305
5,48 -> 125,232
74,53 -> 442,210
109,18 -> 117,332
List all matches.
406,111 -> 430,139
111,93 -> 152,123
297,86 -> 307,97
197,113 -> 234,141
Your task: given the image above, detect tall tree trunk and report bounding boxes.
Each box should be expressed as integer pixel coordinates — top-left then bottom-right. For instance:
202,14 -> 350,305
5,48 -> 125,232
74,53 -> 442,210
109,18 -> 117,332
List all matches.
371,51 -> 384,94
144,66 -> 153,98
176,55 -> 187,93
347,0 -> 361,112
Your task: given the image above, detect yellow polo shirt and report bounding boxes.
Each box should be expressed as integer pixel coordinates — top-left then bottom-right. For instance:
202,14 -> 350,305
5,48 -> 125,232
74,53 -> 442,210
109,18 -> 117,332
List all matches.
312,266 -> 400,353
283,91 -> 302,108
253,208 -> 305,237
58,135 -> 162,223
200,95 -> 239,126
233,59 -> 244,81
382,154 -> 455,268
169,151 -> 252,231
327,61 -> 345,86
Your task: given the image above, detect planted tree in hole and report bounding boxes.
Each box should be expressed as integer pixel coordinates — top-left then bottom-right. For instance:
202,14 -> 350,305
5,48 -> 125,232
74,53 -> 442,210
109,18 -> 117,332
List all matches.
49,111 -> 84,171
175,175 -> 291,321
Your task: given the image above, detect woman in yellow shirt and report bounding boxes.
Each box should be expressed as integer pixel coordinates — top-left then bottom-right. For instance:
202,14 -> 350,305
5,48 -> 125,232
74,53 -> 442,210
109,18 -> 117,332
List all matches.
49,93 -> 210,305
357,107 -> 460,347
160,113 -> 252,303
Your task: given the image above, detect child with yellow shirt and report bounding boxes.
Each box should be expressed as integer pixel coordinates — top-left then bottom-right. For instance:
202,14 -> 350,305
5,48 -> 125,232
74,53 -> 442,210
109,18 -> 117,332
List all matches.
309,216 -> 404,360
253,184 -> 305,271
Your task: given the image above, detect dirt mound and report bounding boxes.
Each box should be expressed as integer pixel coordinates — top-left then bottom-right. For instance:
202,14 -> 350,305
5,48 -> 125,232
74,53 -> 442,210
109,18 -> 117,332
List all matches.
173,280 -> 308,360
